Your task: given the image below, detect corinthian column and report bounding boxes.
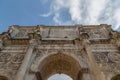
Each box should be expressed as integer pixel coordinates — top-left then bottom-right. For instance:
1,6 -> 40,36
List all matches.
83,39 -> 104,80
15,39 -> 37,80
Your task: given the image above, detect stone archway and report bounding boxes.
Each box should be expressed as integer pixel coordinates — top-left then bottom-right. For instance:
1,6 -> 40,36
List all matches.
48,73 -> 73,80
0,76 -> 8,80
35,53 -> 81,80
111,74 -> 120,80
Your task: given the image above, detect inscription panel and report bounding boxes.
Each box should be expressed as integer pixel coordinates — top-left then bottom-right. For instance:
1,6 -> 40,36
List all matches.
88,27 -> 110,40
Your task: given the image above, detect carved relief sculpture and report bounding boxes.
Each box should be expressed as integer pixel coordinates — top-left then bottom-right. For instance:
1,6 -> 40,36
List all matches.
0,24 -> 119,80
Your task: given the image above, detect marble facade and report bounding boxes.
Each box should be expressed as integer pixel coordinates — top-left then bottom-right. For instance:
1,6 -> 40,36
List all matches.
0,24 -> 119,80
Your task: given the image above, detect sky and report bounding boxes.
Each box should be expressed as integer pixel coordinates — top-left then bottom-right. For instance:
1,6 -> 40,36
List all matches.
48,74 -> 72,80
0,0 -> 120,80
0,0 -> 120,33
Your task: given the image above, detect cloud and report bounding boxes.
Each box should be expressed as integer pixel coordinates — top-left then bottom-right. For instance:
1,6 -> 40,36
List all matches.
50,0 -> 83,25
51,0 -> 71,25
41,0 -> 120,31
113,8 -> 120,30
86,0 -> 108,24
53,12 -> 61,25
68,0 -> 82,23
96,0 -> 120,30
39,12 -> 52,17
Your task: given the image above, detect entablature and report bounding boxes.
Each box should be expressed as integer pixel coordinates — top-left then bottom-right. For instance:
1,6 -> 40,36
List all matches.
0,24 -> 119,46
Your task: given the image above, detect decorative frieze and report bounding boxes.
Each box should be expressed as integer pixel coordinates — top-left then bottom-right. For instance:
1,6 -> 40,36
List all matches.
0,24 -> 119,80
0,45 -> 27,79
11,54 -> 25,63
90,44 -> 119,52
90,44 -> 120,74
98,63 -> 120,74
0,46 -> 27,53
0,53 -> 12,63
0,63 -> 20,70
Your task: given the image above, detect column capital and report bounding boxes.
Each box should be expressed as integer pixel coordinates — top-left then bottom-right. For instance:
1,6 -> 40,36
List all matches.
29,39 -> 37,46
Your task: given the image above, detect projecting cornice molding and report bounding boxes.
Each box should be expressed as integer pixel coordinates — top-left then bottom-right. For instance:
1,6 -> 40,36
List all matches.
0,24 -> 119,45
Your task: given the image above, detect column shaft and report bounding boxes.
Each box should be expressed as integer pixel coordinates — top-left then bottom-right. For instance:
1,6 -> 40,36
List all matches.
83,40 -> 103,80
15,45 -> 35,80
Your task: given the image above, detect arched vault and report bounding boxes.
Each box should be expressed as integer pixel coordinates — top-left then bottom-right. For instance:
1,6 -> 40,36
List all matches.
37,53 -> 81,80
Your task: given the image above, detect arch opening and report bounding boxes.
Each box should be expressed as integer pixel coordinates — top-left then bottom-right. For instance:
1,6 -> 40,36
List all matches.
48,73 -> 73,80
0,76 -> 8,80
111,74 -> 120,80
37,53 -> 81,80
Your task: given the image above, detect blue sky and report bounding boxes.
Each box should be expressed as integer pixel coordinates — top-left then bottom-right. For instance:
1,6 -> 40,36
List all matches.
0,0 -> 120,33
0,0 -> 54,33
48,74 -> 72,80
0,0 -> 120,79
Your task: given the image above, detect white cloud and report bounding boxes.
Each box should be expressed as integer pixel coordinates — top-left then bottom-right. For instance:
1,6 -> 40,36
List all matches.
69,0 -> 82,23
53,12 -> 61,25
87,0 -> 108,24
113,8 -> 120,30
51,0 -> 70,25
41,0 -> 120,31
39,12 -> 52,17
50,0 -> 83,25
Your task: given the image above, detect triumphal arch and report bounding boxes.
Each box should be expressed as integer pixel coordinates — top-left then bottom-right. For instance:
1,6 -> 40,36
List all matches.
0,24 -> 120,80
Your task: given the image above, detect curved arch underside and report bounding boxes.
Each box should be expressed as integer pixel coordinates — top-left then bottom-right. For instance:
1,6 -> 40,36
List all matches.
48,74 -> 73,80
38,53 -> 81,80
111,74 -> 120,80
0,76 -> 8,80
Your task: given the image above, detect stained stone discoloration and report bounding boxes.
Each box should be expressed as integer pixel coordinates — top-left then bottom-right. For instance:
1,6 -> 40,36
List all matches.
0,24 -> 119,80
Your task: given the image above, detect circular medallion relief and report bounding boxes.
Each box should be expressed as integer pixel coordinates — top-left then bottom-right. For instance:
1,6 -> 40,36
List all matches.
0,53 -> 12,63
11,54 -> 24,63
108,53 -> 120,63
93,53 -> 108,63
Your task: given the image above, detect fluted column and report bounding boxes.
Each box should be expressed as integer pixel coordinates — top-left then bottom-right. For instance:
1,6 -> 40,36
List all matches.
15,39 -> 37,80
83,39 -> 103,80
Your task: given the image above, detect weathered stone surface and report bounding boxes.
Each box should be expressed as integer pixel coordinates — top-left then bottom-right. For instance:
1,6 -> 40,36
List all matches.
0,24 -> 119,80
